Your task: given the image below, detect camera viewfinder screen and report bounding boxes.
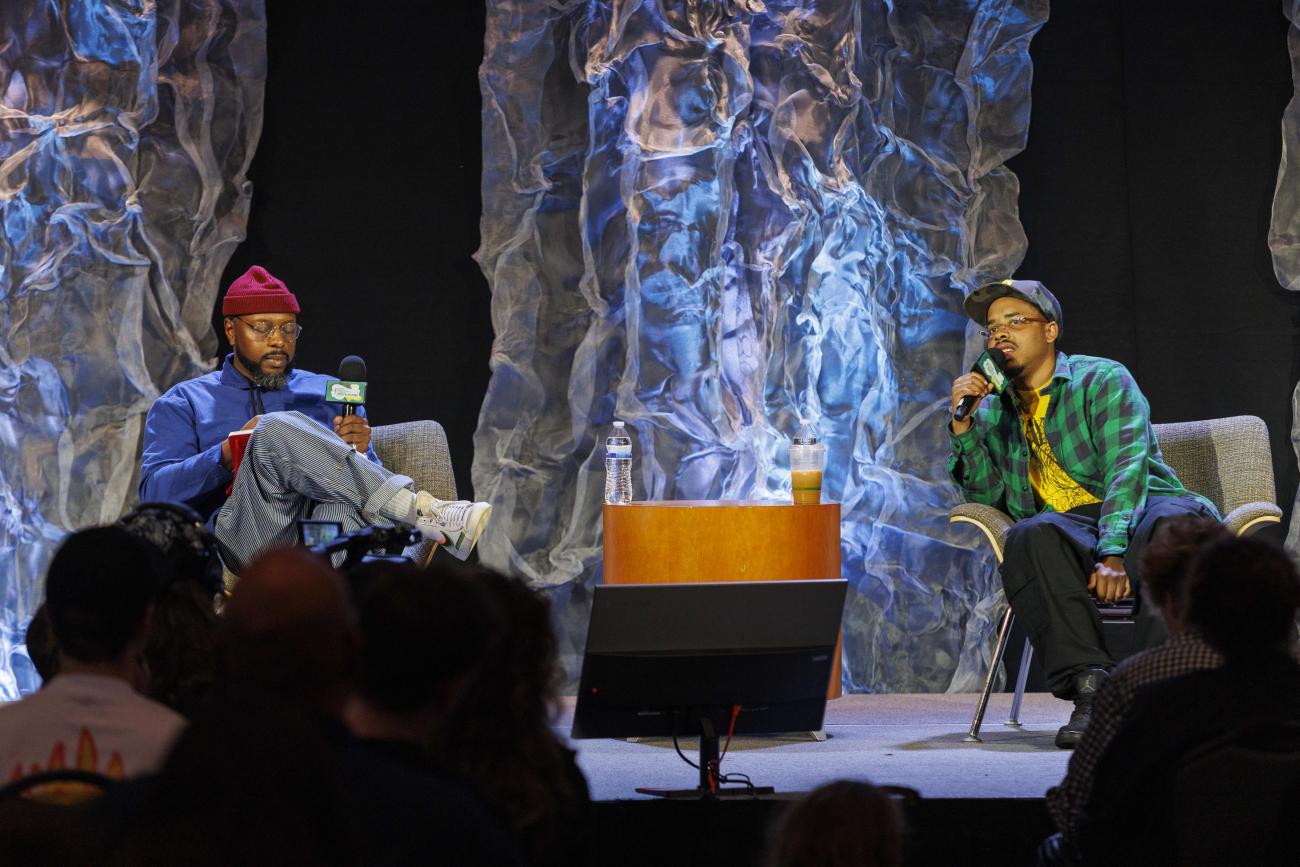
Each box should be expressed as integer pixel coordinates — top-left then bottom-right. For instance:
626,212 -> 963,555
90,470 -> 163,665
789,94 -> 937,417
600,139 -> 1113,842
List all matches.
299,520 -> 343,547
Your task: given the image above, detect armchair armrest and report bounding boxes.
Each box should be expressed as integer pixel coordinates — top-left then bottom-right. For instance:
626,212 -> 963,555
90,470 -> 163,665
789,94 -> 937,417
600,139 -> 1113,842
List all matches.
949,503 -> 1015,562
1222,501 -> 1283,537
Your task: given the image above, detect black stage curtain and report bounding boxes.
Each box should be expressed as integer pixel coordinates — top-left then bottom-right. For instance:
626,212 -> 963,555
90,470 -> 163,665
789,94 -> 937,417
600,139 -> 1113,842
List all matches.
223,0 -> 1298,526
1011,0 -> 1295,533
220,2 -> 491,498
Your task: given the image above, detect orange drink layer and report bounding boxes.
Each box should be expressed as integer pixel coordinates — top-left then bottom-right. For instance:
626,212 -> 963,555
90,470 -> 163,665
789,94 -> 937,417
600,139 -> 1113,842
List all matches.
792,470 -> 822,505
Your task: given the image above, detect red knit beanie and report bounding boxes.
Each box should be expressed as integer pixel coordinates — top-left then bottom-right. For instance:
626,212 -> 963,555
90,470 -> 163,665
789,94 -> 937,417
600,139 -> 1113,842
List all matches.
222,266 -> 300,316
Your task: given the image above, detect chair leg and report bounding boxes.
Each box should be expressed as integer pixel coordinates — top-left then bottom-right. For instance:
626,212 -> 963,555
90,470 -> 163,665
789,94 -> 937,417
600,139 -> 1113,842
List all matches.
965,605 -> 1015,743
1006,637 -> 1033,727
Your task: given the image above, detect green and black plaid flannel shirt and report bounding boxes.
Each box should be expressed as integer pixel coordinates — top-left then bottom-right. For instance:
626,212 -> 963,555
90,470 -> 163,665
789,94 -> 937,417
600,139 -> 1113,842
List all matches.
948,352 -> 1216,557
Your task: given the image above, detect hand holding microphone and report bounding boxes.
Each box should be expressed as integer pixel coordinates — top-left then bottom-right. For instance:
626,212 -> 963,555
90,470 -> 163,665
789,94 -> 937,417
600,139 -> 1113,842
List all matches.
334,412 -> 371,453
326,355 -> 371,452
950,347 -> 1008,433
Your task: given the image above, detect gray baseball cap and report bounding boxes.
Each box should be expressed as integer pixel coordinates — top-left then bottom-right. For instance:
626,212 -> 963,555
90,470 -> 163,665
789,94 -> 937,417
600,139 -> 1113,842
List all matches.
964,279 -> 1063,337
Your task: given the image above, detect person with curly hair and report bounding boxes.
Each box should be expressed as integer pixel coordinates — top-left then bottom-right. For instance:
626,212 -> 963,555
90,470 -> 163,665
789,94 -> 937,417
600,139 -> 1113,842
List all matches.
118,502 -> 225,718
425,565 -> 594,867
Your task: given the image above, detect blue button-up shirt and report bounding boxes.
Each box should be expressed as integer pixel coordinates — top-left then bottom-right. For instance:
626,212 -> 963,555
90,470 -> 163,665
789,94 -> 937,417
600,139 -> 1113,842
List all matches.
140,354 -> 381,521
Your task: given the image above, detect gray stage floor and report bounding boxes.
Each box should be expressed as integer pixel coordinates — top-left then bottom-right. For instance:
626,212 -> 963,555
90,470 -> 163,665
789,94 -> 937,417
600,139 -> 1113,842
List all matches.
557,692 -> 1074,801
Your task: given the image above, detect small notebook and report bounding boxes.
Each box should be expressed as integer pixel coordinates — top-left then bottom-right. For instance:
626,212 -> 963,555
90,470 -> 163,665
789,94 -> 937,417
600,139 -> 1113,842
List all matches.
225,429 -> 253,494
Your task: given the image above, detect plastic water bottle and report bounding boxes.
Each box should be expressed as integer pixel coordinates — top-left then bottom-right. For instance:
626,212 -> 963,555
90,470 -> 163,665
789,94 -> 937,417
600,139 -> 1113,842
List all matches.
790,418 -> 825,506
604,421 -> 633,505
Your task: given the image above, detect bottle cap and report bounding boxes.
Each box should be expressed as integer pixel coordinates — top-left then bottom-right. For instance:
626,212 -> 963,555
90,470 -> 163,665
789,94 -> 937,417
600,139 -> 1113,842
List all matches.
612,421 -> 625,429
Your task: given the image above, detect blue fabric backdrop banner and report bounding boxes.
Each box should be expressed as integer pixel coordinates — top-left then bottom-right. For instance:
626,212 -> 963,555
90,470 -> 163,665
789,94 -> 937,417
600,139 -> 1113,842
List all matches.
0,0 -> 265,698
474,0 -> 1049,692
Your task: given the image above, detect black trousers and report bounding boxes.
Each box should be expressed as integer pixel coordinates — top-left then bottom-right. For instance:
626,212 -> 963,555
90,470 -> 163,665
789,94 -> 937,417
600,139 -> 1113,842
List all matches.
1000,494 -> 1216,698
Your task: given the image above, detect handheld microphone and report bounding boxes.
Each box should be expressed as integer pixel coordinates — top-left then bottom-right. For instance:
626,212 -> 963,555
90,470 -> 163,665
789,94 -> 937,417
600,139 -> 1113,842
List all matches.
953,347 -> 1008,422
325,355 -> 368,417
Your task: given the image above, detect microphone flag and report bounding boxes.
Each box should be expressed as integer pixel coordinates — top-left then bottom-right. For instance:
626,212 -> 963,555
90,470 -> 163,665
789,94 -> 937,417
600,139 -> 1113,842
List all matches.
327,355 -> 368,417
953,347 -> 1007,422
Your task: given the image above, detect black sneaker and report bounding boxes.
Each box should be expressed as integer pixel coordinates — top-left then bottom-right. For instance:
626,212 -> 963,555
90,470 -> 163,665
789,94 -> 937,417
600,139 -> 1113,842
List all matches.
1055,668 -> 1109,749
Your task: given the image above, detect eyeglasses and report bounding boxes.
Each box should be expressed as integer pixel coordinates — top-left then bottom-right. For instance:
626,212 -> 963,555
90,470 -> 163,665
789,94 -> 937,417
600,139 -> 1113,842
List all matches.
233,316 -> 303,340
979,315 -> 1047,339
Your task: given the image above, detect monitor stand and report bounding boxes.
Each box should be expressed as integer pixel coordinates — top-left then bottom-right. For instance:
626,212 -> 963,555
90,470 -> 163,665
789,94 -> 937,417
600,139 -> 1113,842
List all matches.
634,717 -> 776,800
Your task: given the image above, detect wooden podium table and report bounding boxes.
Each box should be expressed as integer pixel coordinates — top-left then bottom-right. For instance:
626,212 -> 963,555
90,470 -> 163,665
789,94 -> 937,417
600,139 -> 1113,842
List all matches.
602,500 -> 843,698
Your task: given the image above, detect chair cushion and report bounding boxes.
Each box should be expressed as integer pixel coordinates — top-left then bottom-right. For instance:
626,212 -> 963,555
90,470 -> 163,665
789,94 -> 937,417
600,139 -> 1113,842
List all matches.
371,420 -> 456,501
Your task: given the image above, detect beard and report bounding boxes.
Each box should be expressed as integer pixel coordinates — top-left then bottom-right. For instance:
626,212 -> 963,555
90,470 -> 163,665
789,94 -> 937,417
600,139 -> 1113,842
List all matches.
236,346 -> 292,390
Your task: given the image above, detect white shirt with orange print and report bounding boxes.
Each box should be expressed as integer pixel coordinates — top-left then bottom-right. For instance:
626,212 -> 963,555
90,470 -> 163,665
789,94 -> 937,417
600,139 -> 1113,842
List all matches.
0,673 -> 186,782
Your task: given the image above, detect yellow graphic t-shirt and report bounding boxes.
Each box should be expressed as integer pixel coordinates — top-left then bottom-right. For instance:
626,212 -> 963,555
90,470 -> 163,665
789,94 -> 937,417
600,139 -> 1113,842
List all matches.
1017,388 -> 1100,512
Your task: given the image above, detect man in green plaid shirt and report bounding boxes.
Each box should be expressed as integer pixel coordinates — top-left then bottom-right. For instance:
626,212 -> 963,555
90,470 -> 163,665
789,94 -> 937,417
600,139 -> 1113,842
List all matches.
948,280 -> 1217,748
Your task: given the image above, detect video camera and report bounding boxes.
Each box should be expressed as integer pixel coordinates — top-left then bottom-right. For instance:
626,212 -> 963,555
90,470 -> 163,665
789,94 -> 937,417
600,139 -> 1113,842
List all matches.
297,519 -> 419,571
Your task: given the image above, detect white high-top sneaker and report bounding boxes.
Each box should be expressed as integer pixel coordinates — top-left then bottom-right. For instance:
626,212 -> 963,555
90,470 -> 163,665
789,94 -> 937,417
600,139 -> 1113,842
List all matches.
412,492 -> 492,561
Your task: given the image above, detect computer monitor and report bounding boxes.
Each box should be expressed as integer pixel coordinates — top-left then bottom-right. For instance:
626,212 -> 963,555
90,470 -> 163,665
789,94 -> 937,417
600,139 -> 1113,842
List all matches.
572,579 -> 846,795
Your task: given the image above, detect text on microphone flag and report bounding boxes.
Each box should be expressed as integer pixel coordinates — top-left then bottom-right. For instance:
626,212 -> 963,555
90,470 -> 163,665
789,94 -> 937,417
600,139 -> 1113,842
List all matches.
325,380 -> 366,404
977,352 -> 1007,394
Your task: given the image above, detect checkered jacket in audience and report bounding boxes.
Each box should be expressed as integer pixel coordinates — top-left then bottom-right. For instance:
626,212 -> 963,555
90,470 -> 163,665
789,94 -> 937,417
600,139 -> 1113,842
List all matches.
1045,630 -> 1223,839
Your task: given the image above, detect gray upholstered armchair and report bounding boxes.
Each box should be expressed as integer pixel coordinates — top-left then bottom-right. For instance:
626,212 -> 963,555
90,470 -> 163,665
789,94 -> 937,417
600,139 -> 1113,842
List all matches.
371,420 -> 457,566
951,414 -> 1283,741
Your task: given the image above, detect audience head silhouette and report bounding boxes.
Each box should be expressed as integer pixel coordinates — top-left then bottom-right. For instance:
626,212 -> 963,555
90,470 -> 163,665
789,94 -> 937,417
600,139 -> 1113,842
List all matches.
120,553 -> 525,867
118,502 -> 224,596
44,526 -> 165,668
119,502 -> 223,716
1184,534 -> 1300,661
0,526 -> 186,814
348,560 -> 498,733
1138,515 -> 1230,631
765,779 -> 904,867
218,546 -> 356,714
427,564 -> 591,867
432,565 -> 561,745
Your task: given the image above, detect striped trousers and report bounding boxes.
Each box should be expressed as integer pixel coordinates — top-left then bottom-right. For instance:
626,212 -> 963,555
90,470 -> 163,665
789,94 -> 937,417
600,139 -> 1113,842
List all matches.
214,411 -> 414,573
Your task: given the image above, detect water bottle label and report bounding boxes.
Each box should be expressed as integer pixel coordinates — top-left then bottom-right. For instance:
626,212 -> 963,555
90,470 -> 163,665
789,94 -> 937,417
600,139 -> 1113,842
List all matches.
606,443 -> 631,459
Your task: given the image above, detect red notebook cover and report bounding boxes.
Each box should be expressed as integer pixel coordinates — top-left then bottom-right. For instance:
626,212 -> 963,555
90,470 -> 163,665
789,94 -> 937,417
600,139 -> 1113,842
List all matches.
225,429 -> 253,494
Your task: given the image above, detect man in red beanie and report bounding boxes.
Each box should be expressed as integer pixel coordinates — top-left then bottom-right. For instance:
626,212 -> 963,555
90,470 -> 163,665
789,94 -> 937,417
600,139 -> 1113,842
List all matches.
139,266 -> 491,573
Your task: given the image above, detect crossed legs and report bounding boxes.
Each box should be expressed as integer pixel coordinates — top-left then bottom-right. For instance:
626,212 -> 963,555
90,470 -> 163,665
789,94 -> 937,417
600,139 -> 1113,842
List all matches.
214,411 -> 420,573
